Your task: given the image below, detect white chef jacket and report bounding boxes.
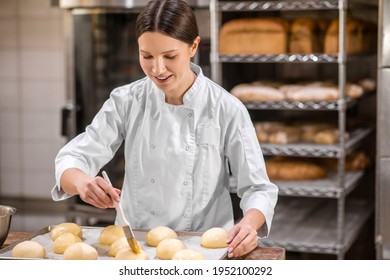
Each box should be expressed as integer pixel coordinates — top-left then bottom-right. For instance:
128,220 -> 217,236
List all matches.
52,63 -> 278,237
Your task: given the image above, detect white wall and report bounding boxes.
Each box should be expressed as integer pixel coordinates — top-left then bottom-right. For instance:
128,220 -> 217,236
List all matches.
0,0 -> 68,230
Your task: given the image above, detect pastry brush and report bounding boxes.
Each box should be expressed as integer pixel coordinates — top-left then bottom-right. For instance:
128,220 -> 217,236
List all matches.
102,171 -> 141,254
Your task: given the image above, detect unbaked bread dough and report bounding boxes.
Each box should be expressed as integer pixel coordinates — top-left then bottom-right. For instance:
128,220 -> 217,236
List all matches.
156,238 -> 186,260
172,249 -> 205,260
53,232 -> 82,254
115,247 -> 149,260
50,222 -> 82,241
109,237 -> 129,257
109,237 -> 142,257
201,227 -> 229,249
12,240 -> 46,259
99,225 -> 125,246
146,226 -> 178,247
63,242 -> 98,260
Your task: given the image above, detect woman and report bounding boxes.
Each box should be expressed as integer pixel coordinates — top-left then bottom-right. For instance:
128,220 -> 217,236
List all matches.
52,0 -> 278,258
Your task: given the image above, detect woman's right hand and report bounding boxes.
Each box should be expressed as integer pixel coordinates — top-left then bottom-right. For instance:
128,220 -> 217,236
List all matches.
60,168 -> 121,209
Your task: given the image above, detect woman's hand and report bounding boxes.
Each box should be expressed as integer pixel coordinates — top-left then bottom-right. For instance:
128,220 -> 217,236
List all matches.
60,168 -> 121,209
76,175 -> 121,209
226,208 -> 265,258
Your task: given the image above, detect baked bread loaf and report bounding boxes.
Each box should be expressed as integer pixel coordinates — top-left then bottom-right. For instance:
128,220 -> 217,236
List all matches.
254,121 -> 286,143
268,126 -> 302,144
320,151 -> 371,171
231,82 -> 285,102
324,18 -> 365,54
281,81 -> 364,101
300,123 -> 334,142
289,17 -> 322,53
219,18 -> 289,54
266,159 -> 327,180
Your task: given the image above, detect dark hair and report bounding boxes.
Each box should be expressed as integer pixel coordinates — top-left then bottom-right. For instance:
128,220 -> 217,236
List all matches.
136,0 -> 199,45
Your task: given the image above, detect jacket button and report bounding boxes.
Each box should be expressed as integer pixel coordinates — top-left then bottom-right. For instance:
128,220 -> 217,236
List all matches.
151,179 -> 155,183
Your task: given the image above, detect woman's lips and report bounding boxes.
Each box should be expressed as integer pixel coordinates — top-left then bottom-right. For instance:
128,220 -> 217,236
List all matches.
154,75 -> 172,84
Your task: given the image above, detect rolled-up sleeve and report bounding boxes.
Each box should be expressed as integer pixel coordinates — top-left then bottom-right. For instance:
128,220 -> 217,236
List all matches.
51,88 -> 127,201
225,103 -> 278,238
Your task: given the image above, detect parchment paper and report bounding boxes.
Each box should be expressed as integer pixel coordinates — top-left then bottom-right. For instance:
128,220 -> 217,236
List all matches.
0,226 -> 228,260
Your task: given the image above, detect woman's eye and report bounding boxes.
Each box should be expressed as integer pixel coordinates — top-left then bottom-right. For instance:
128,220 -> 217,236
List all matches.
165,56 -> 176,60
142,56 -> 153,60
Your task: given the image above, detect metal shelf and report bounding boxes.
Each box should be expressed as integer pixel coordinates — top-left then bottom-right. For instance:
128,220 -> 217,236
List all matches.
219,53 -> 339,63
243,98 -> 356,111
230,171 -> 364,198
218,1 -> 339,11
260,126 -> 374,157
274,171 -> 363,198
218,53 -> 376,63
261,197 -> 373,255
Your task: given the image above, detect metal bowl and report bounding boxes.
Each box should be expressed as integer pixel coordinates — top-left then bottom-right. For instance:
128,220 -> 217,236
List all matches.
0,205 -> 17,247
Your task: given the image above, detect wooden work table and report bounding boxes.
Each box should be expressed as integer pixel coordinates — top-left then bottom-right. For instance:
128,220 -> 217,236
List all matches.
2,231 -> 285,260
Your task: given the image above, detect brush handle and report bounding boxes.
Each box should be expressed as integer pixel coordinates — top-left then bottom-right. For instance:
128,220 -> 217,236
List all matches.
102,171 -> 129,226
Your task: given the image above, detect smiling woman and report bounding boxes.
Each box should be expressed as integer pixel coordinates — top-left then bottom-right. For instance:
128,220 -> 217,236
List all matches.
138,32 -> 200,104
52,0 -> 278,259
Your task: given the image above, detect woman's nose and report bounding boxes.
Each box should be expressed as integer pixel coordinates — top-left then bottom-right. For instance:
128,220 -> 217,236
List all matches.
152,58 -> 166,75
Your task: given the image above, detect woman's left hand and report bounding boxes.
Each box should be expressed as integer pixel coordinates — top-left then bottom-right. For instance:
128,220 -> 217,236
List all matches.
226,221 -> 258,258
226,208 -> 266,258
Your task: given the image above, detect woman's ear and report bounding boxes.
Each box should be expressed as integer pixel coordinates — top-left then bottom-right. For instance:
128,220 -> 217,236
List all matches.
190,36 -> 201,57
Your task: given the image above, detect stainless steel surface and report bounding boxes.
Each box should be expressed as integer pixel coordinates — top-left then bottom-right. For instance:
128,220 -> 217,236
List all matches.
378,0 -> 390,67
377,0 -> 390,260
377,69 -> 390,156
59,0 -> 210,9
0,205 -> 17,247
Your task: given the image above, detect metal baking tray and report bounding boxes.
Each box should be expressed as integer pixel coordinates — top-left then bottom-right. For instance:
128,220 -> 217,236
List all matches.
0,226 -> 228,260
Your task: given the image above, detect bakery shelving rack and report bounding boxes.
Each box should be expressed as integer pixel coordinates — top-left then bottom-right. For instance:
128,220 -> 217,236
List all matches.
210,0 -> 377,259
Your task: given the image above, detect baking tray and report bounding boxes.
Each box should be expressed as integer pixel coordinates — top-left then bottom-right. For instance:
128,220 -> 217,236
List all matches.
0,226 -> 228,260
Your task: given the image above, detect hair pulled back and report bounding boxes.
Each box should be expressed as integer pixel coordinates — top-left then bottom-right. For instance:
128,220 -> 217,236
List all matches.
136,0 -> 199,45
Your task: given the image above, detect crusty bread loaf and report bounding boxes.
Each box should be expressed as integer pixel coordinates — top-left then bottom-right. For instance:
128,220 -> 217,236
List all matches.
266,159 -> 327,180
254,121 -> 286,143
219,18 -> 289,54
289,17 -> 322,53
320,151 -> 371,171
268,127 -> 302,144
280,81 -> 364,101
324,18 -> 365,54
231,82 -> 285,101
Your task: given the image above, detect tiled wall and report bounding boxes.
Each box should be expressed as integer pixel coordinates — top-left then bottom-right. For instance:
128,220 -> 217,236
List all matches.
0,0 -> 68,230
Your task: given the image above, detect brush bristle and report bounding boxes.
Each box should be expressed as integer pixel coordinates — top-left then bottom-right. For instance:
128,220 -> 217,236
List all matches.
129,239 -> 141,254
